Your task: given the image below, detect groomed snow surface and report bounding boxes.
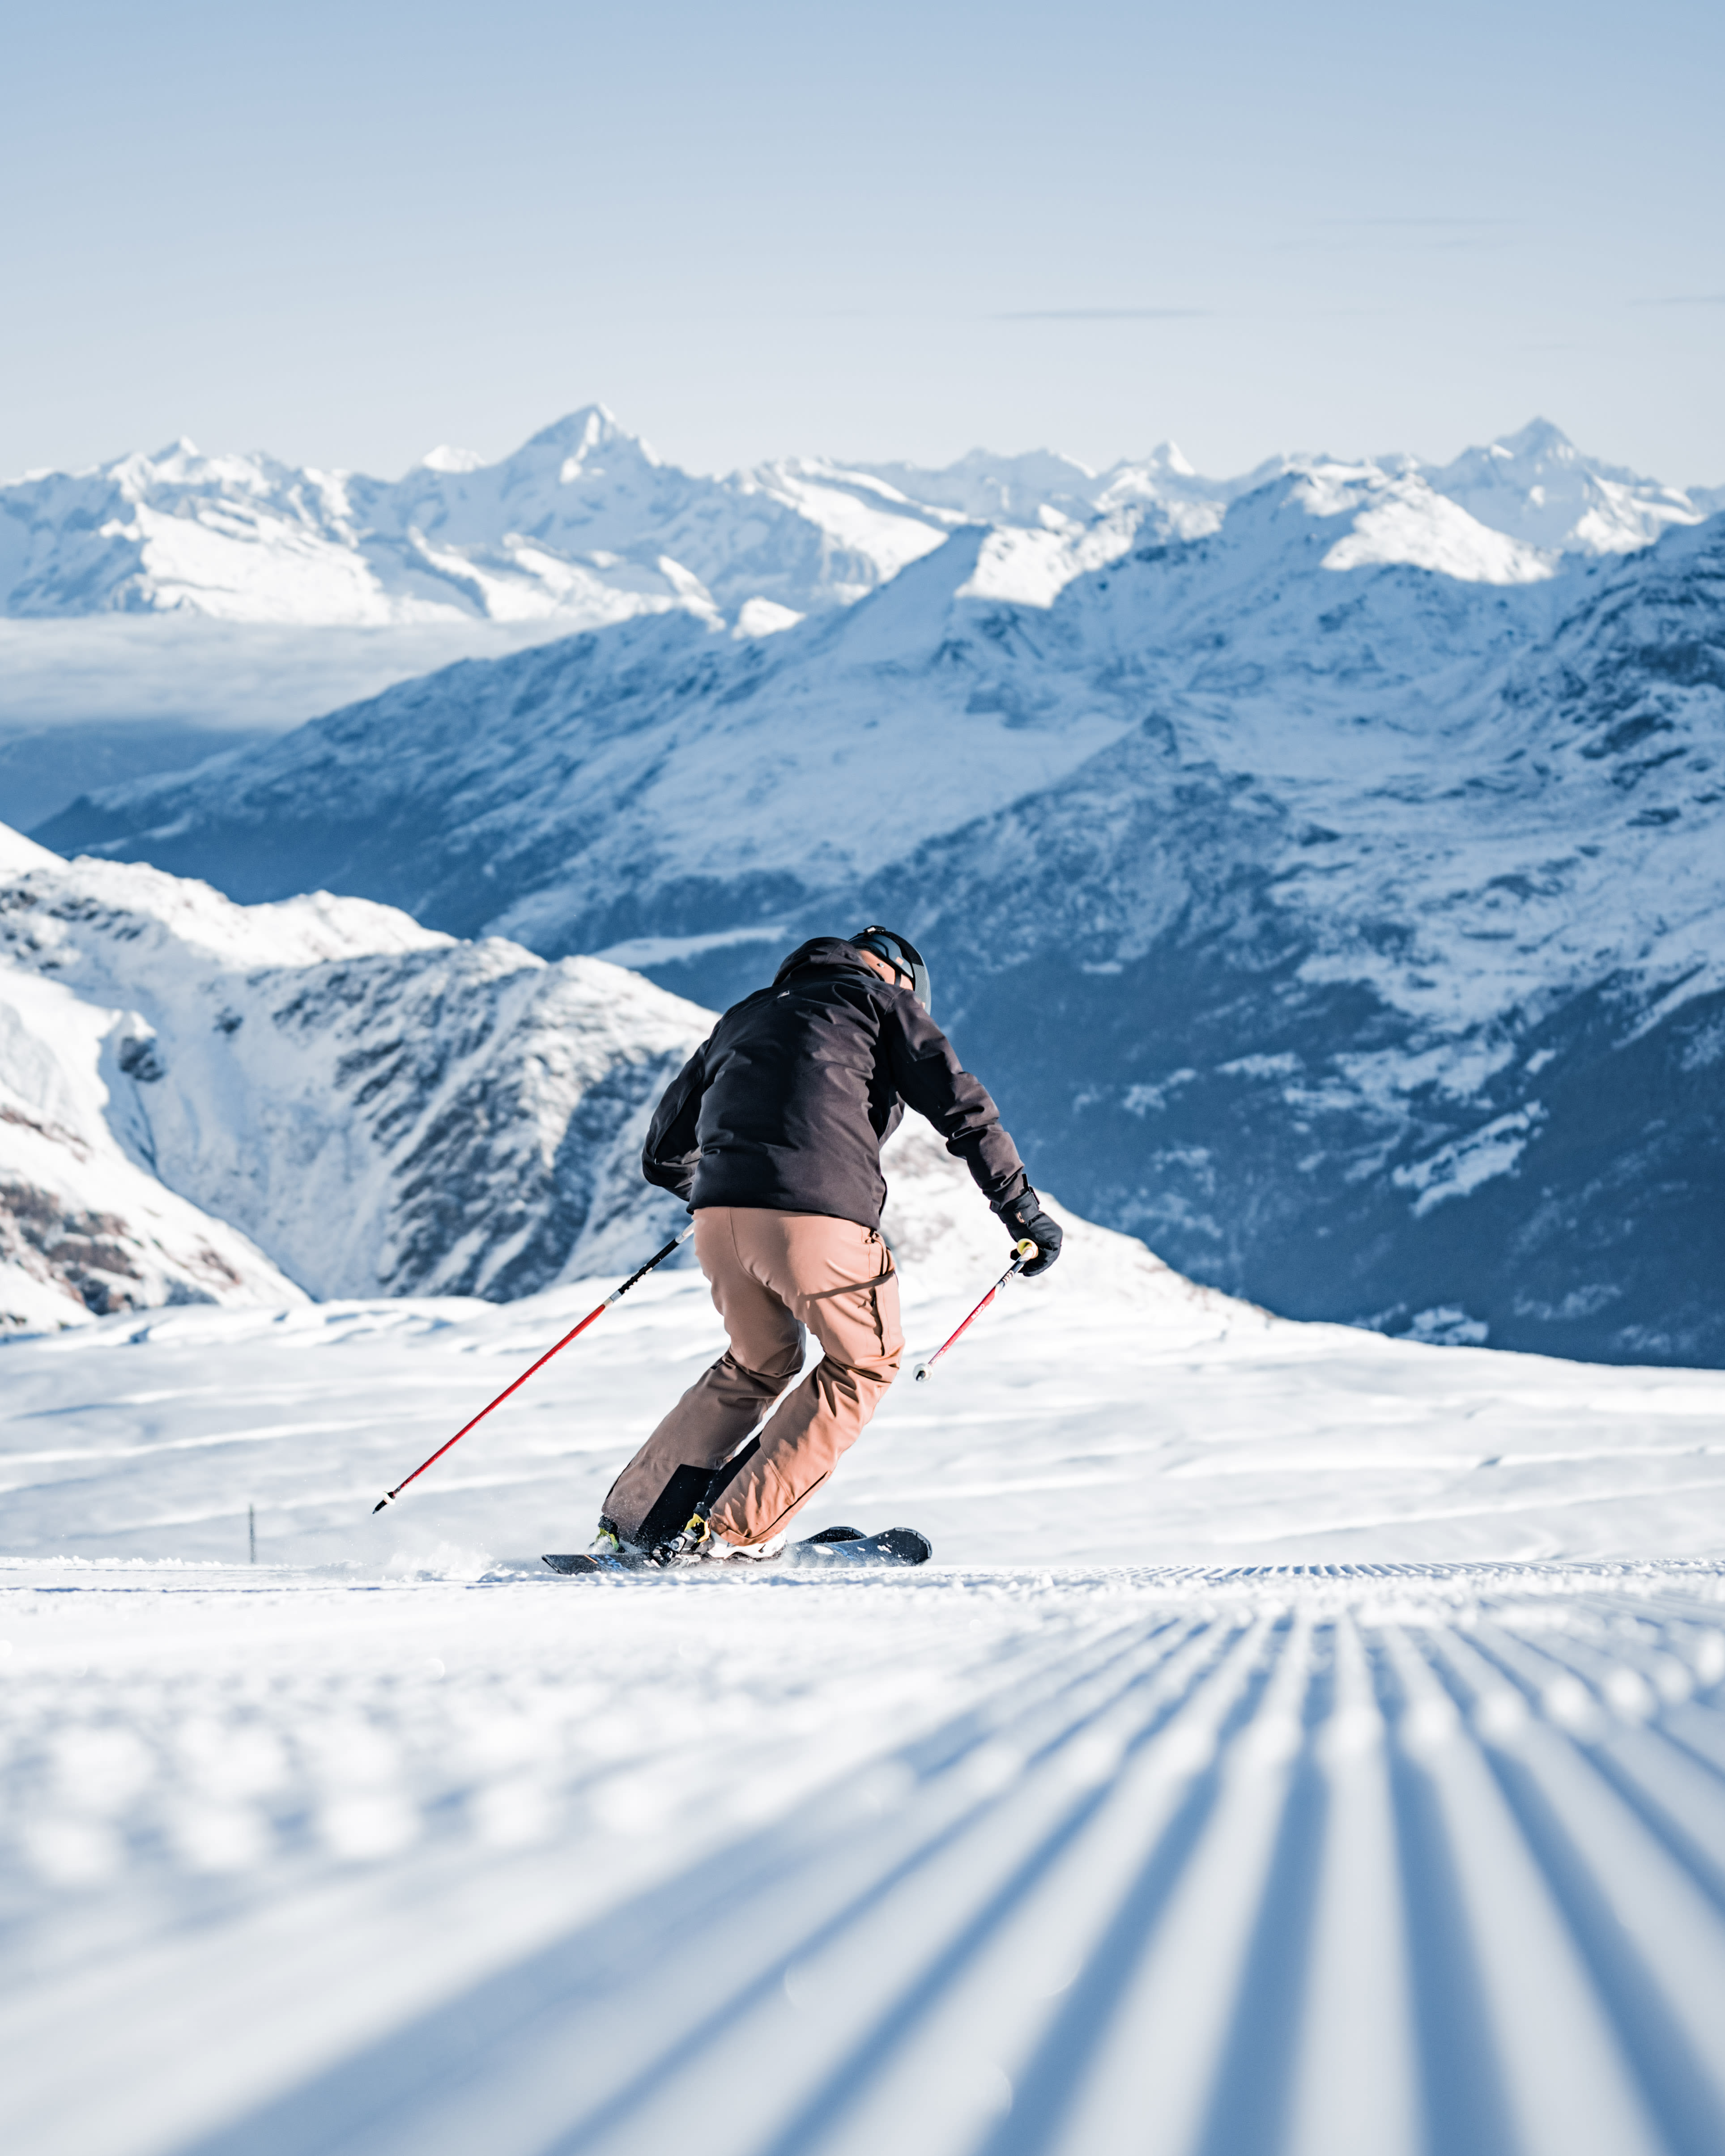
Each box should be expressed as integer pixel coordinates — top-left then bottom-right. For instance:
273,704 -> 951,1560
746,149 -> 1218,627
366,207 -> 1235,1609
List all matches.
5,1190 -> 1725,2156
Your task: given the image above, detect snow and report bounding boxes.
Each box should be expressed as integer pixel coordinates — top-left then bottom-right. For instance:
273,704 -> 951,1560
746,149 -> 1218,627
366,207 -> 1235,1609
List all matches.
7,410 -> 1718,858
3,1554 -> 1721,2156
0,955 -> 305,1328
4,408 -> 1712,646
1390,1106 -> 1547,1216
0,821 -> 57,872
34,457 -> 1725,1365
0,835 -> 712,1322
4,1123 -> 1725,2152
60,460 -> 1721,1042
8,406 -> 1725,2143
733,596 -> 805,638
1319,475 -> 1556,583
956,514 -> 1142,608
2,821 -> 1724,2147
592,923 -> 791,970
0,406 -> 959,637
1425,417 -> 1710,556
5,1118 -> 1723,1571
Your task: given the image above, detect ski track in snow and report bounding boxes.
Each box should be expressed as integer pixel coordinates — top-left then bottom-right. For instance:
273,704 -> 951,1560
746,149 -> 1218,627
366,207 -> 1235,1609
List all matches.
3,1559 -> 1725,2156
5,1269 -> 1725,2154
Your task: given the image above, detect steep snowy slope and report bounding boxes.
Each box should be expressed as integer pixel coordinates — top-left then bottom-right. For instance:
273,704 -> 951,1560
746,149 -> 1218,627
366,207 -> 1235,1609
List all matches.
887,510 -> 1725,1367
35,527 -> 1144,950
0,832 -> 711,1325
0,824 -> 305,1327
42,474 -> 1725,1367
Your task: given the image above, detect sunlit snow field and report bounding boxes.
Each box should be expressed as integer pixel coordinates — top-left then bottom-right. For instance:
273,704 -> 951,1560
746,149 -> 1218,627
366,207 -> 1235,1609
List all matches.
5,1203 -> 1725,2155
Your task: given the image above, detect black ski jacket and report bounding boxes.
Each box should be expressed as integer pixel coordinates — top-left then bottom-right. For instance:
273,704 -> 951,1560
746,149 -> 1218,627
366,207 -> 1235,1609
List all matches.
641,938 -> 1029,1229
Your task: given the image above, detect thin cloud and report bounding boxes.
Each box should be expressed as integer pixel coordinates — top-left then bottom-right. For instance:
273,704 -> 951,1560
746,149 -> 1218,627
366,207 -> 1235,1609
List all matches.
992,307 -> 1210,321
1274,218 -> 1519,254
1635,293 -> 1725,306
1320,215 -> 1516,228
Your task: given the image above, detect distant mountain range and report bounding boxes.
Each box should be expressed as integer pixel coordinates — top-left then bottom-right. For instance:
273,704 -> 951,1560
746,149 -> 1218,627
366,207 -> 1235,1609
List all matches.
4,407 -> 1720,632
23,413 -> 1725,1368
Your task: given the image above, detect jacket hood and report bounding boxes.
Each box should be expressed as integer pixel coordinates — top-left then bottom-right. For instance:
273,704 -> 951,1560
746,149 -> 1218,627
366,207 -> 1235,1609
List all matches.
772,937 -> 877,987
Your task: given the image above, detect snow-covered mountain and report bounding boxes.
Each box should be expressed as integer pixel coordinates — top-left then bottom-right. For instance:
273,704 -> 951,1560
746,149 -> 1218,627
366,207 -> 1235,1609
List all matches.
0,822 -> 304,1328
0,826 -> 714,1329
42,457 -> 1725,1368
1419,417 -> 1723,557
0,408 -> 958,634
6,409 -> 1719,636
6,406 -> 1717,838
0,819 -> 1165,1338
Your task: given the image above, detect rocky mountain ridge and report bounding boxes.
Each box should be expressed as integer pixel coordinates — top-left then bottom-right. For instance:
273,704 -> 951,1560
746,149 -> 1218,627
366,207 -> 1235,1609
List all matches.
0,826 -> 711,1329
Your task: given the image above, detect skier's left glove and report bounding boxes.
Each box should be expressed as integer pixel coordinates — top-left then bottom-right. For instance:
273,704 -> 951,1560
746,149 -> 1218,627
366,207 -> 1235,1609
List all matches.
995,1186 -> 1063,1277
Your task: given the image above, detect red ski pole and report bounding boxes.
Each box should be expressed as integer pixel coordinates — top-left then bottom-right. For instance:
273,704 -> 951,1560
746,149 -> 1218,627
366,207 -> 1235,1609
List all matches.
371,1223 -> 696,1513
913,1238 -> 1038,1382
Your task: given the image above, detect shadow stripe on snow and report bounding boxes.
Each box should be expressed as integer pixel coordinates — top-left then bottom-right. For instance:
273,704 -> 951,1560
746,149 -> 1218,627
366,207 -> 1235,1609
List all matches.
176,1613 -> 1213,2156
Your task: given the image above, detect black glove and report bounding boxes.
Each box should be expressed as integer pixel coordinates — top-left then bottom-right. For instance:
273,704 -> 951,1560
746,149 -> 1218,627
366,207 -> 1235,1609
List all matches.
995,1186 -> 1063,1277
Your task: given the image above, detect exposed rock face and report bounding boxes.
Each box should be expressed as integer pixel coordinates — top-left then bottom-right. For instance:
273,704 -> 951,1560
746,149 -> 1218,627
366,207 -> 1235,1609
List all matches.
0,843 -> 711,1328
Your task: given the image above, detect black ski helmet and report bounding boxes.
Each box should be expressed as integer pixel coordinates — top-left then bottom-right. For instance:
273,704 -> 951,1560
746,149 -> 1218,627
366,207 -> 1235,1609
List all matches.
851,925 -> 932,1015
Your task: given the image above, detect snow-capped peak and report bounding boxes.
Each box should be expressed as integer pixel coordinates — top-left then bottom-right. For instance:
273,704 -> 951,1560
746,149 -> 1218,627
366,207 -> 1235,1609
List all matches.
1423,417 -> 1702,554
2,408 -> 1715,641
520,403 -> 657,473
1146,440 -> 1197,478
419,444 -> 486,474
1491,416 -> 1579,463
0,820 -> 60,873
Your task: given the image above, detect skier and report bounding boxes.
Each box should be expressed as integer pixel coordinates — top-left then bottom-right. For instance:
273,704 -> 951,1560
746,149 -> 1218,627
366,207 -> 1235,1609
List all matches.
590,927 -> 1062,1565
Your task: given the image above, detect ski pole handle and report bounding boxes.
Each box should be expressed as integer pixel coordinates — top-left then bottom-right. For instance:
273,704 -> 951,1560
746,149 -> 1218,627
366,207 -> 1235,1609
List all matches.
913,1238 -> 1038,1382
371,1221 -> 696,1513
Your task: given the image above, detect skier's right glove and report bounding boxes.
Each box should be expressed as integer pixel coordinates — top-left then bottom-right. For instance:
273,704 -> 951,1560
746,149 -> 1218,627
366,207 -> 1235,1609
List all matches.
995,1186 -> 1063,1277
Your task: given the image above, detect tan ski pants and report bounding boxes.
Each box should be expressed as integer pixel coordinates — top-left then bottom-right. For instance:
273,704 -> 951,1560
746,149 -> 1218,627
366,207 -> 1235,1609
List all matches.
603,1207 -> 905,1549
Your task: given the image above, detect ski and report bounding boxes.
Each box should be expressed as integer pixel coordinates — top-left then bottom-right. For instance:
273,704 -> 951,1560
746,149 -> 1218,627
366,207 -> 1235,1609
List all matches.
786,1525 -> 932,1568
541,1524 -> 931,1576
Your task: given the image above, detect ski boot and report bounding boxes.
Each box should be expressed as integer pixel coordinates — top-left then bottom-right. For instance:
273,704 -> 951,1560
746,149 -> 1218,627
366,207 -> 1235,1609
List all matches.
648,1502 -> 718,1566
649,1505 -> 785,1566
588,1515 -> 649,1566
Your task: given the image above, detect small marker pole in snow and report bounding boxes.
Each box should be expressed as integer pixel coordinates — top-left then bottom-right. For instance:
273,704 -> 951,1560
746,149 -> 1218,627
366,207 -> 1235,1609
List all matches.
371,1223 -> 697,1514
913,1239 -> 1038,1383
248,1505 -> 256,1565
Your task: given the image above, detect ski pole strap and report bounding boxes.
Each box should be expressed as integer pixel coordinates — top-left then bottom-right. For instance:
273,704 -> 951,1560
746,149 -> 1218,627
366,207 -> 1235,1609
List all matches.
372,1220 -> 696,1511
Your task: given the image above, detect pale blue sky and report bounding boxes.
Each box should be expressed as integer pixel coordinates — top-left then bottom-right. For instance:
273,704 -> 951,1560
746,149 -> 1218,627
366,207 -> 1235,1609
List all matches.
7,0 -> 1722,484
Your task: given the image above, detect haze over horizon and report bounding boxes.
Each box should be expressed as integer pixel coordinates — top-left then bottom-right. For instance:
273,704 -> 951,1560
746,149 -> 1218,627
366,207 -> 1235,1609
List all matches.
6,0 -> 1722,488
12,402 -> 1722,498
